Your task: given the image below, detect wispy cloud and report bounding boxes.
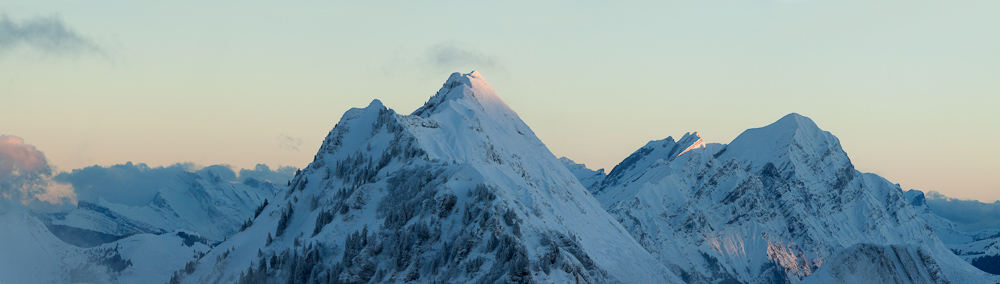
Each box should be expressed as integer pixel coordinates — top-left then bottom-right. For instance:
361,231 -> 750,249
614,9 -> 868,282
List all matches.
0,14 -> 103,56
380,44 -> 500,78
426,44 -> 499,71
276,134 -> 303,152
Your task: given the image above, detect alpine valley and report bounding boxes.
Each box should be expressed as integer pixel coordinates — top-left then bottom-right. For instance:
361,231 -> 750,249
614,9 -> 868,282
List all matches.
1,72 -> 997,284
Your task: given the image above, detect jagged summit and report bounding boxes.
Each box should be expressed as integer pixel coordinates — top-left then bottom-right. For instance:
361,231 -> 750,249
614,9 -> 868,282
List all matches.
320,71 -> 539,169
599,132 -> 706,191
443,70 -> 485,89
676,132 -> 707,157
639,132 -> 704,153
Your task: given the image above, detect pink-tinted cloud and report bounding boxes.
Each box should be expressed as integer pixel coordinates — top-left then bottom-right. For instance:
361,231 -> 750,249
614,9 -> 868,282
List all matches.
0,135 -> 75,211
0,135 -> 50,178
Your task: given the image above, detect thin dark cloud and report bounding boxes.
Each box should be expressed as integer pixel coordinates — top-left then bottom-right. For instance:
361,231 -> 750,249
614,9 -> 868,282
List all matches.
0,14 -> 102,56
276,134 -> 303,152
426,44 -> 499,71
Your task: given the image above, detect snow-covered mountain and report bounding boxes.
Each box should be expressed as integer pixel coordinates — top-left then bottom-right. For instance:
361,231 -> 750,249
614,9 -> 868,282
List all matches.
581,113 -> 997,283
7,70 -> 995,283
905,189 -> 1000,275
0,209 -> 215,284
0,164 -> 289,283
178,71 -> 677,284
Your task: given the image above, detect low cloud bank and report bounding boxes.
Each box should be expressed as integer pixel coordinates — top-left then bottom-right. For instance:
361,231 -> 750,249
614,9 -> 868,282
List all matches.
239,164 -> 297,185
55,162 -> 296,207
0,134 -> 296,211
925,191 -> 1000,233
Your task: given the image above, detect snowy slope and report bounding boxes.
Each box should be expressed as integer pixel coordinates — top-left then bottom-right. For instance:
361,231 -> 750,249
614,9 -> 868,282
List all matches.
179,71 -> 677,284
557,157 -> 605,192
0,208 -> 213,284
801,243 -> 951,284
0,210 -> 83,284
589,113 -> 997,283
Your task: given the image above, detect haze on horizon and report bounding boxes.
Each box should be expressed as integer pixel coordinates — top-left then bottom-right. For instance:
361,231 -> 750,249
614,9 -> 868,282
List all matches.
1,0 -> 997,202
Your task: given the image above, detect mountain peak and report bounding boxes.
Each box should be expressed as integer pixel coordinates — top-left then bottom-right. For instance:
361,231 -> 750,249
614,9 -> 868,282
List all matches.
366,99 -> 384,109
737,113 -> 826,147
716,113 -> 851,174
443,70 -> 484,87
771,112 -> 821,132
412,71 -> 508,117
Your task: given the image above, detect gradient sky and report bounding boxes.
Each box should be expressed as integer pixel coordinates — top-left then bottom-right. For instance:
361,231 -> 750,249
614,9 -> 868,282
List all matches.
2,1 -> 998,202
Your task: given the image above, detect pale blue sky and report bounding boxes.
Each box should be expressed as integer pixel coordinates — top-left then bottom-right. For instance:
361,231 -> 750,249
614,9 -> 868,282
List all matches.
2,1 -> 998,201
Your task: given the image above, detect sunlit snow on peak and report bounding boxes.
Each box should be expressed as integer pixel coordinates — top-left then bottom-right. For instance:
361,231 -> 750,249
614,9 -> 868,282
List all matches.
677,132 -> 707,157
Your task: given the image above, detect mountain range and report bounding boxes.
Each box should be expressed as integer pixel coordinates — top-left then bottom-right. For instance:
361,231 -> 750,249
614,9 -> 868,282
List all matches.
0,71 -> 996,283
